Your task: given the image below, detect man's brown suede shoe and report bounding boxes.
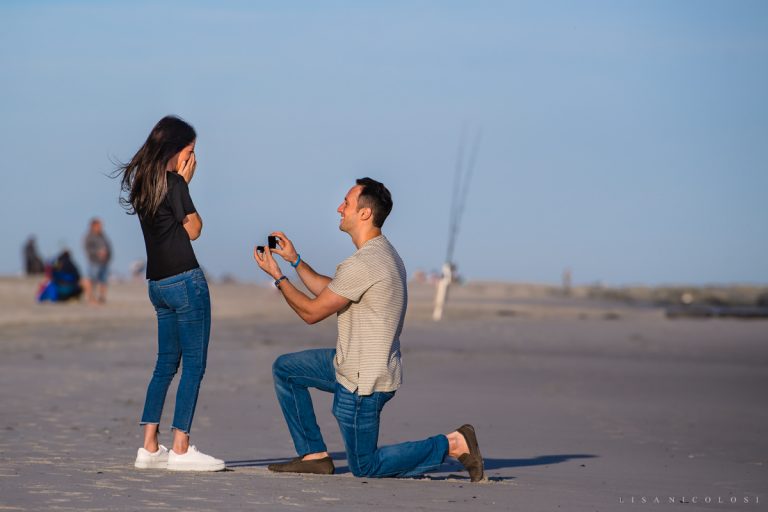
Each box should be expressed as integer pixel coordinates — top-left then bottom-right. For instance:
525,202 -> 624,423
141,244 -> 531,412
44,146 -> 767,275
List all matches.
456,424 -> 485,482
267,456 -> 335,475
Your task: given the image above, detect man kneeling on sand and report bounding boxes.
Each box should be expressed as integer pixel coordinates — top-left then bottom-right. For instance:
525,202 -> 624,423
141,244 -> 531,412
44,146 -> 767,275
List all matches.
252,177 -> 484,481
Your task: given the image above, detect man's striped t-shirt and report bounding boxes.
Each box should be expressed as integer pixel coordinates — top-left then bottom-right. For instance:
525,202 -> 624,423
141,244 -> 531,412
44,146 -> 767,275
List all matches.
327,235 -> 406,396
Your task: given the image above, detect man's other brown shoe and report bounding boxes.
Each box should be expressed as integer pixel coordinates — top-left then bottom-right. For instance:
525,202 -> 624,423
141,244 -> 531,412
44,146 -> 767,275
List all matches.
456,424 -> 485,482
267,456 -> 335,475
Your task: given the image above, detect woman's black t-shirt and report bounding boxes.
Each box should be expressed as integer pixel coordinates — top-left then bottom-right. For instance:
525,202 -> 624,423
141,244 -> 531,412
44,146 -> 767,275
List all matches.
139,171 -> 200,280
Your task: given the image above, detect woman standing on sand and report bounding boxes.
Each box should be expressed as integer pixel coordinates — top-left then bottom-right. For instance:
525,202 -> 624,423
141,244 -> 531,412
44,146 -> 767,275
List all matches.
116,116 -> 223,471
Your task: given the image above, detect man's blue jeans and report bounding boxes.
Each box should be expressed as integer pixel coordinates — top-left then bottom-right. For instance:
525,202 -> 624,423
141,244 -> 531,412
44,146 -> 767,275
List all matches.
272,349 -> 449,478
140,268 -> 211,434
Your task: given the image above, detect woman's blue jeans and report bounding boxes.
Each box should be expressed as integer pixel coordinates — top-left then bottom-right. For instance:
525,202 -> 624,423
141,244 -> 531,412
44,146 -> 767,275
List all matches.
272,349 -> 449,478
140,268 -> 211,434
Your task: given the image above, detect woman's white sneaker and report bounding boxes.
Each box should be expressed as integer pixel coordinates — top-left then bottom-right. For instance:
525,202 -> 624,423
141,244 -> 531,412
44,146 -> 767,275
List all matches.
135,445 -> 169,469
167,445 -> 225,472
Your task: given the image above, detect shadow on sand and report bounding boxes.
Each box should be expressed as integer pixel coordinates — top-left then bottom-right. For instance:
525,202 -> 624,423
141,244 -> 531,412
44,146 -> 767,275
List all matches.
226,453 -> 597,482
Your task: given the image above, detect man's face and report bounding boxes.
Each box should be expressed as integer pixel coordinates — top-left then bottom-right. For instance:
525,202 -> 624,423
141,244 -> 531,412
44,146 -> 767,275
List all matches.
91,221 -> 102,234
337,185 -> 364,233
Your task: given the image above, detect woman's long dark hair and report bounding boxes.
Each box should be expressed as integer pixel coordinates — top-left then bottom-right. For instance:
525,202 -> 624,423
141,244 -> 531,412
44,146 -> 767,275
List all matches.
115,116 -> 196,219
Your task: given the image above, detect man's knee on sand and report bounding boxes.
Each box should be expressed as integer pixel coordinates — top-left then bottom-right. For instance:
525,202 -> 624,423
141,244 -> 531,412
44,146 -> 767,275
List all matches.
349,463 -> 377,478
345,450 -> 382,478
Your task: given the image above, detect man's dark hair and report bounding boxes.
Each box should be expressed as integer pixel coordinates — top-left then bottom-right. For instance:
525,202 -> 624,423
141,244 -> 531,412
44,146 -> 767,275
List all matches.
356,177 -> 393,228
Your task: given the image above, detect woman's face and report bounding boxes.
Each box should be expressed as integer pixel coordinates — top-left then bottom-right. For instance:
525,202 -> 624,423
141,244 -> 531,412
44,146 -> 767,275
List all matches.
169,141 -> 196,171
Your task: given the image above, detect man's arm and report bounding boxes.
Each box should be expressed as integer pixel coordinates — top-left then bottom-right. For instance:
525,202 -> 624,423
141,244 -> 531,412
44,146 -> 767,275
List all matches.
278,279 -> 349,324
269,231 -> 330,296
253,246 -> 348,324
293,260 -> 332,297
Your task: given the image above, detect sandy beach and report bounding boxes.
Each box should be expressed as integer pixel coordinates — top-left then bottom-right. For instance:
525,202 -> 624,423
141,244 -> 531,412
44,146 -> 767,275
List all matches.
0,276 -> 765,511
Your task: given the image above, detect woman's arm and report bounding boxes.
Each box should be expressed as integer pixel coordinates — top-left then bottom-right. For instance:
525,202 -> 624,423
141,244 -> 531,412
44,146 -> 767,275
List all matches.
183,212 -> 203,240
177,153 -> 202,240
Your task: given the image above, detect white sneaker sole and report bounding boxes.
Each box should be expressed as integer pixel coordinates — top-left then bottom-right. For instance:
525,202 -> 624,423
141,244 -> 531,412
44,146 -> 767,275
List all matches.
134,459 -> 168,469
167,461 -> 225,472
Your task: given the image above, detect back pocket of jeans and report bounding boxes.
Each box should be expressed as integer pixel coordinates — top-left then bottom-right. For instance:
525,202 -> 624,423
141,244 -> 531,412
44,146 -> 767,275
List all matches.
158,281 -> 188,310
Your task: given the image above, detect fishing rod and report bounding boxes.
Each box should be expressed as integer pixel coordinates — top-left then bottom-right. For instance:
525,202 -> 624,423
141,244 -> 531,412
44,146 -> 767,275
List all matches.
434,125 -> 482,321
446,126 -> 483,264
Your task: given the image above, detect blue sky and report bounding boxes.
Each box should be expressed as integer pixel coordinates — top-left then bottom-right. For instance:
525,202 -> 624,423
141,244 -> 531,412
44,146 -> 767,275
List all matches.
1,1 -> 766,285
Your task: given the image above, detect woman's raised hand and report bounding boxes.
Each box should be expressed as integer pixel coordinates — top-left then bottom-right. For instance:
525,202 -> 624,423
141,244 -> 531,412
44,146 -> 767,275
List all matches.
178,152 -> 197,184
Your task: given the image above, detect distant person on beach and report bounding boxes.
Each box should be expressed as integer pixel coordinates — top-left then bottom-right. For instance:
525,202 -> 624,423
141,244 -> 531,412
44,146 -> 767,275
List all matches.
36,250 -> 83,302
253,178 -> 485,481
115,116 -> 223,472
83,218 -> 112,304
23,236 -> 45,275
